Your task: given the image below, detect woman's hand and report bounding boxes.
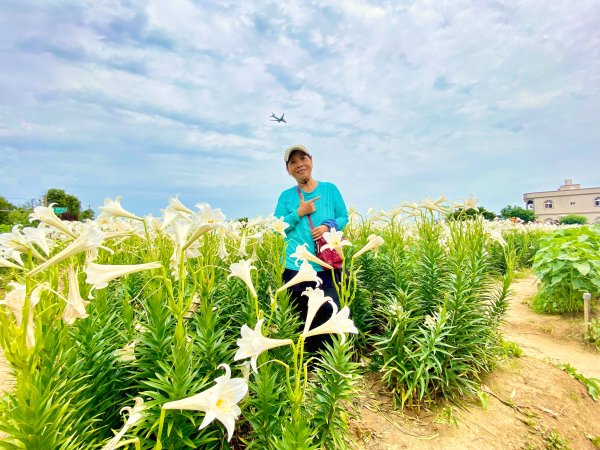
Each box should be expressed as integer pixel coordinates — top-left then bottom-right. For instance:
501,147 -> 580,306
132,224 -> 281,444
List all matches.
311,225 -> 329,241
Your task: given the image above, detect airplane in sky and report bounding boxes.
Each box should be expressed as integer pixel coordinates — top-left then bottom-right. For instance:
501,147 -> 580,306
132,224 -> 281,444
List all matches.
270,113 -> 286,123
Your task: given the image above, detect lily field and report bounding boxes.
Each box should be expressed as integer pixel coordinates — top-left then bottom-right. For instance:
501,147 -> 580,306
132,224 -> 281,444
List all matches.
0,195 -> 593,449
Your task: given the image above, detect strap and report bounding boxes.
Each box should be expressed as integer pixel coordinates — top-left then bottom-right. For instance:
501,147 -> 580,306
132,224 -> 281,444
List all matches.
296,185 -> 315,230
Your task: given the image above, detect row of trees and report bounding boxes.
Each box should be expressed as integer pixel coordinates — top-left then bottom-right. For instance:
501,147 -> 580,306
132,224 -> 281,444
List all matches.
450,205 -> 588,224
448,204 -> 536,222
0,189 -> 94,229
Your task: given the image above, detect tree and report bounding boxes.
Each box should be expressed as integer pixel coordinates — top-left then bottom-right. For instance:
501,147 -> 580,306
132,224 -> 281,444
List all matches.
46,188 -> 82,221
0,195 -> 16,225
500,205 -> 536,223
6,209 -> 30,227
80,208 -> 95,221
447,206 -> 497,221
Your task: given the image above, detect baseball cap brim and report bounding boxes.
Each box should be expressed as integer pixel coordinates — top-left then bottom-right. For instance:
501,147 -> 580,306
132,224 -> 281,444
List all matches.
284,145 -> 311,163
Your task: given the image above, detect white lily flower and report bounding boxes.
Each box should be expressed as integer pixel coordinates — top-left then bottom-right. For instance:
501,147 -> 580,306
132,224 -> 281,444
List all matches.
217,233 -> 229,260
167,195 -> 194,214
22,223 -> 52,256
0,282 -> 26,325
352,234 -> 385,260
270,217 -> 289,237
102,397 -> 145,450
98,196 -> 142,221
401,201 -> 420,212
462,194 -> 478,211
161,209 -> 190,231
0,225 -> 47,261
237,233 -> 247,258
234,319 -> 293,373
183,223 -> 219,251
301,304 -> 358,344
419,195 -> 449,213
162,363 -> 248,442
276,260 -> 322,294
85,262 -> 162,290
195,203 -> 226,224
424,315 -> 437,329
290,243 -> 334,270
321,228 -> 352,257
170,219 -> 191,249
228,259 -> 258,299
29,204 -> 77,238
9,250 -> 24,266
301,287 -> 334,333
62,266 -> 89,325
0,255 -> 23,270
114,340 -> 137,362
29,227 -> 105,276
0,282 -> 48,347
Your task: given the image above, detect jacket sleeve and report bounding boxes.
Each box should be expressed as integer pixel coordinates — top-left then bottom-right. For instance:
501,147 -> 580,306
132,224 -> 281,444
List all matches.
332,184 -> 349,230
274,191 -> 300,232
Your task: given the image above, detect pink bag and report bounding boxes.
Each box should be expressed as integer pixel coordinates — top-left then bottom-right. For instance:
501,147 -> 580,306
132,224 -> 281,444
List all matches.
314,234 -> 343,269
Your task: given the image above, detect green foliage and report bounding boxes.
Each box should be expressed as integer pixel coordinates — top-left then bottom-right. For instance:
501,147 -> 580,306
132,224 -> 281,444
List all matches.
308,339 -> 360,449
501,205 -> 536,223
558,363 -> 600,401
501,340 -> 523,358
80,208 -> 95,221
532,225 -> 600,313
559,214 -> 587,225
46,188 -> 82,220
0,195 -> 14,225
447,206 -> 496,221
543,429 -> 571,450
371,216 -> 511,408
589,318 -> 600,350
1,198 -> 559,447
5,209 -> 30,227
0,196 -> 32,227
244,365 -> 289,448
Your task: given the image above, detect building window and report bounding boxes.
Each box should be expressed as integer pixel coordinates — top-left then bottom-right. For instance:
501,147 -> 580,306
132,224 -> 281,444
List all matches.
544,200 -> 554,209
595,197 -> 600,207
526,200 -> 534,210
570,201 -> 575,206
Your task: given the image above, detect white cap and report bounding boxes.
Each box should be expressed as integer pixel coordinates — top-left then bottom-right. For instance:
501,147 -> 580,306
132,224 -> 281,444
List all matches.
284,145 -> 311,164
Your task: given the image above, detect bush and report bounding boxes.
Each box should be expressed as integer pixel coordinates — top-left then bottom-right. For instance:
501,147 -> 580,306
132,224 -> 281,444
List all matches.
559,215 -> 587,225
532,225 -> 600,313
371,216 -> 511,407
501,205 -> 536,223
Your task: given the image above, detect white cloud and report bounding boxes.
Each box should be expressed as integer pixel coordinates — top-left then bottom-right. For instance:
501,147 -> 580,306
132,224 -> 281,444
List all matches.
1,0 -> 599,218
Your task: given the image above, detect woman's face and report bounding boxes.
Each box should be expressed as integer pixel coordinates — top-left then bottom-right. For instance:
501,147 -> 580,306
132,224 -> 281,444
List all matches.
286,151 -> 313,184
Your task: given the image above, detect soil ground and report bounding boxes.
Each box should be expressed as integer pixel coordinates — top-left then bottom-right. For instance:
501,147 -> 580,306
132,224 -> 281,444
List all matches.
351,274 -> 600,449
1,275 -> 599,448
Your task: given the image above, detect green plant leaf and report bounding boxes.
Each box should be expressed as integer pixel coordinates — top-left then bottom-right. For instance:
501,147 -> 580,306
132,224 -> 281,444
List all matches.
573,262 -> 591,276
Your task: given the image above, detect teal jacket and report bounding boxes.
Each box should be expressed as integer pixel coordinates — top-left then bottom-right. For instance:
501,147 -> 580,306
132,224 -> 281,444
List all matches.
274,181 -> 349,271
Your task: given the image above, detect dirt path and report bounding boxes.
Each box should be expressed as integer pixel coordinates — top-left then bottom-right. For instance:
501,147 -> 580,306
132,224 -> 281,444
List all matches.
353,274 -> 600,449
504,275 -> 600,379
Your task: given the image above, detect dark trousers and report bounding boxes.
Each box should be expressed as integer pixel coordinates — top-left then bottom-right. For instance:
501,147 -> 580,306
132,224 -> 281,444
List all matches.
283,268 -> 341,354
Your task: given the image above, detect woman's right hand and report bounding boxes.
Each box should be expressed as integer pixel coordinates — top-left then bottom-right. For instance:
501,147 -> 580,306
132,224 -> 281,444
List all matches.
297,192 -> 321,217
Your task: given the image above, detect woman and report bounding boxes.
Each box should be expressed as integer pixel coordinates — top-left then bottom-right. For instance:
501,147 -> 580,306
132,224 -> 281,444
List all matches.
274,145 -> 349,352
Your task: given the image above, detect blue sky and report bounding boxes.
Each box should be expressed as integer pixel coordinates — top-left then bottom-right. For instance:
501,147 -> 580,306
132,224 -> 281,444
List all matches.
1,0 -> 599,219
